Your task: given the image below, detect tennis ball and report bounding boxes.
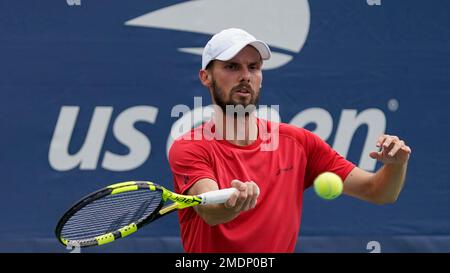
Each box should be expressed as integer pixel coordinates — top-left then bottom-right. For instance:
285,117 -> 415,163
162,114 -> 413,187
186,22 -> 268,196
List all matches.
313,172 -> 343,200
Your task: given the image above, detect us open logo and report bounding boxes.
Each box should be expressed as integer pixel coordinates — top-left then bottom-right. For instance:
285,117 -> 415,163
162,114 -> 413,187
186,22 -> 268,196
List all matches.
124,0 -> 311,70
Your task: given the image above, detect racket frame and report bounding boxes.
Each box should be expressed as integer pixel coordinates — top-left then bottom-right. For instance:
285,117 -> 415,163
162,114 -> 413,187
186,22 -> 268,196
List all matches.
55,181 -> 202,248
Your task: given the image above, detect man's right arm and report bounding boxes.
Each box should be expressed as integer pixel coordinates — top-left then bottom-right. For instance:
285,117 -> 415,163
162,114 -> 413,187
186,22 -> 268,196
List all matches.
187,178 -> 260,226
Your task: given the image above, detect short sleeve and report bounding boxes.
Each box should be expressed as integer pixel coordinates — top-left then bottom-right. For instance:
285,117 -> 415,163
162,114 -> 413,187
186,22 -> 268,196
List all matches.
168,139 -> 217,195
303,129 -> 356,189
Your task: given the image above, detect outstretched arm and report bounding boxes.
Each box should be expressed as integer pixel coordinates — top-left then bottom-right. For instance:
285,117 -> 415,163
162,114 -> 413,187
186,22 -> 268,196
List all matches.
343,134 -> 412,204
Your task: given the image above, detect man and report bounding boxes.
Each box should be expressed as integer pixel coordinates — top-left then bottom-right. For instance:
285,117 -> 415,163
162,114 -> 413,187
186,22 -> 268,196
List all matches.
168,28 -> 411,253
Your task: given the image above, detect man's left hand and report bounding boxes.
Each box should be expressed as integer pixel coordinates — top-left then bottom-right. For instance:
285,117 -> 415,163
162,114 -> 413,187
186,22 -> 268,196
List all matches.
369,134 -> 411,165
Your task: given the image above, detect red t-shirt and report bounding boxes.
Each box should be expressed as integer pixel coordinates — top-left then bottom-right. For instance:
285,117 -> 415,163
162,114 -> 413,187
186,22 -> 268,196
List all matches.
168,119 -> 355,253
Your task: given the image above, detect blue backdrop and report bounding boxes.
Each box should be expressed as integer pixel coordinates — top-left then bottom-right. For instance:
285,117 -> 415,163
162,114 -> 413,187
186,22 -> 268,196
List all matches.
1,0 -> 449,253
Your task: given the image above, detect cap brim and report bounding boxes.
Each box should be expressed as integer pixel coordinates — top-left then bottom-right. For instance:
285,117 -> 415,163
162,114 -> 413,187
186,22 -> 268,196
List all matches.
215,40 -> 271,63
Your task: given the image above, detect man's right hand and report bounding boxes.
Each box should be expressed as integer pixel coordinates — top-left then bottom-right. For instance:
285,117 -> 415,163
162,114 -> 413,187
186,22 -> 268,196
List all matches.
187,178 -> 260,226
224,180 -> 260,212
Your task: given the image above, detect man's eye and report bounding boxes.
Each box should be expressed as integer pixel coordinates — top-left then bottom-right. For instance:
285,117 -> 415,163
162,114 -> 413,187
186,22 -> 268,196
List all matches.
250,64 -> 261,70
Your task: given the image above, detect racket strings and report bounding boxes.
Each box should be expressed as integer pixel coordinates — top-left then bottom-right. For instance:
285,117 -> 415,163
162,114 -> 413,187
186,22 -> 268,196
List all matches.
67,194 -> 154,221
61,190 -> 162,240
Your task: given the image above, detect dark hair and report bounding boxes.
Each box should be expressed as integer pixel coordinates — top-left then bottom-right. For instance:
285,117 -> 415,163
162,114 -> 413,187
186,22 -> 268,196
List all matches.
205,60 -> 215,71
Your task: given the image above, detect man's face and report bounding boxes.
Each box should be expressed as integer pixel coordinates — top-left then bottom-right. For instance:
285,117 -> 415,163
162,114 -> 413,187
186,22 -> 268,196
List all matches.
207,45 -> 263,114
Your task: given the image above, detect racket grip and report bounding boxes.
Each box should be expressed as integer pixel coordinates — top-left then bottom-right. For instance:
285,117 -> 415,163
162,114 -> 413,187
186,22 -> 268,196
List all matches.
199,188 -> 238,205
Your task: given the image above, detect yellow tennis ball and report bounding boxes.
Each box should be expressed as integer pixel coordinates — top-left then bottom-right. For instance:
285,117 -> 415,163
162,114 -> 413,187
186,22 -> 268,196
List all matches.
313,172 -> 343,200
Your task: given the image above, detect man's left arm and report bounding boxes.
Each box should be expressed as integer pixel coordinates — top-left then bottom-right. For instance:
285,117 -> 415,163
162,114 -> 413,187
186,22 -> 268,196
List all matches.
343,134 -> 412,205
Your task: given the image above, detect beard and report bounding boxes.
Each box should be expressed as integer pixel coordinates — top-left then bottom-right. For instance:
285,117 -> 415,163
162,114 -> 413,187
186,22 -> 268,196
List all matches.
211,79 -> 260,116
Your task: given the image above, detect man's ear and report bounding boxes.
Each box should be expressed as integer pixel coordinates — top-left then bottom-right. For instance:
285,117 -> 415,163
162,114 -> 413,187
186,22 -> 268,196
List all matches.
199,69 -> 212,87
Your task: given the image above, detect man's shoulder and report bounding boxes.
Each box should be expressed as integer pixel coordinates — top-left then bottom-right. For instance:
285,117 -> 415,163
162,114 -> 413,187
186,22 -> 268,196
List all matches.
170,123 -> 213,152
262,119 -> 308,137
260,119 -> 320,149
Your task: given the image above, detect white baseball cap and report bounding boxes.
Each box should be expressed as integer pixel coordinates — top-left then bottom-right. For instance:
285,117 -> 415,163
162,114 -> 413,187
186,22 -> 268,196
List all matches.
202,28 -> 272,70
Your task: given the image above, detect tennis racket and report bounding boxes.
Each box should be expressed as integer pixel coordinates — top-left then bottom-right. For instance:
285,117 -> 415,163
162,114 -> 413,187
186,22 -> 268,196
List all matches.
55,181 -> 237,248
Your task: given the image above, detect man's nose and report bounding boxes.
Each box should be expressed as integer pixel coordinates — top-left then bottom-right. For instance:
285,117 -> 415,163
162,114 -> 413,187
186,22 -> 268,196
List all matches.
239,67 -> 251,82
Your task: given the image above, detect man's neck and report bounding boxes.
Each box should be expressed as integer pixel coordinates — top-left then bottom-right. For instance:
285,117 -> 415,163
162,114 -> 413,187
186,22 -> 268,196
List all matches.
214,110 -> 258,146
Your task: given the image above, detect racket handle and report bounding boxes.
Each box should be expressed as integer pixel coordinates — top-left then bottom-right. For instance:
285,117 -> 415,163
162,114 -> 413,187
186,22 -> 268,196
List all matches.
199,188 -> 238,205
